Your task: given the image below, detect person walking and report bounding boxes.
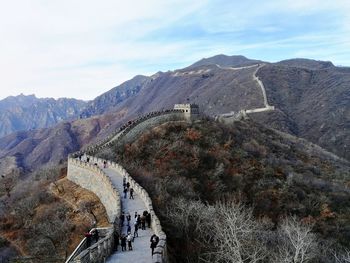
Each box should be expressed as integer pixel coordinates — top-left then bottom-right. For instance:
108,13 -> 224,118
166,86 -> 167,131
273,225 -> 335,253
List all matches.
123,187 -> 128,199
126,182 -> 130,190
103,160 -> 107,168
120,234 -> 127,251
134,221 -> 139,238
150,234 -> 159,255
134,211 -> 138,219
137,215 -> 141,228
120,212 -> 125,227
114,231 -> 120,251
141,215 -> 146,230
126,213 -> 131,226
129,187 -> 134,199
127,233 -> 133,251
146,212 -> 151,228
127,224 -> 131,234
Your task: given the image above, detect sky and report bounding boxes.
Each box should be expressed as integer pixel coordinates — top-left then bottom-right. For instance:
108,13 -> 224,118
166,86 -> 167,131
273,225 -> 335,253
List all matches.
0,0 -> 349,101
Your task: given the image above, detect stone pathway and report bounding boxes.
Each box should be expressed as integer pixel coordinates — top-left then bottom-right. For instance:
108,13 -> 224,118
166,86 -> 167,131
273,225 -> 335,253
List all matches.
104,167 -> 155,263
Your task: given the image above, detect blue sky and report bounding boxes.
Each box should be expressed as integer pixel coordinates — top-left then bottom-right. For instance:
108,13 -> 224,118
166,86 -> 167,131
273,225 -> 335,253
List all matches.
0,0 -> 349,100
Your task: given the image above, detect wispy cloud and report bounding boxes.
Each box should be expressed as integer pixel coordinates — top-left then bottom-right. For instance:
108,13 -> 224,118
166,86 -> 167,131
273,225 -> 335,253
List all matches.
0,0 -> 349,100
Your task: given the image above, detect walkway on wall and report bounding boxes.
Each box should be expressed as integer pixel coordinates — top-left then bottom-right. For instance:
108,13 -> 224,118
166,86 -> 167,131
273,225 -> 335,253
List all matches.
104,167 -> 155,263
217,63 -> 274,119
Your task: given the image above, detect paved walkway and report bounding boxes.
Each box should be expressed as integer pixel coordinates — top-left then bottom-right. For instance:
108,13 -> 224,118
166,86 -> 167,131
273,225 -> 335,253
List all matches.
104,167 -> 154,263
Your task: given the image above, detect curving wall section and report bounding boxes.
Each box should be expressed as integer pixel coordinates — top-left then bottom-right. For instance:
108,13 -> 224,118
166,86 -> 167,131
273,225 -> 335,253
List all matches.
67,108 -> 190,263
67,158 -> 121,223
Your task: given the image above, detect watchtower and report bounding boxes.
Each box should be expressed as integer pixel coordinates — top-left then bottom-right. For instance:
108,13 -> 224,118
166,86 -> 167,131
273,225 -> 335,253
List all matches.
174,103 -> 199,120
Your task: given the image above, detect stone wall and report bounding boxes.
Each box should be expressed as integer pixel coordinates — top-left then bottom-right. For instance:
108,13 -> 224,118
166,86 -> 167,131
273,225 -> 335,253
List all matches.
107,162 -> 168,263
67,158 -> 121,223
115,112 -> 184,146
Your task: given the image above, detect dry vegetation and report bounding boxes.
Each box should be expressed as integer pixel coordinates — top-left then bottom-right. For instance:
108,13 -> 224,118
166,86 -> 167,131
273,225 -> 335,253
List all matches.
100,119 -> 350,262
0,165 -> 109,263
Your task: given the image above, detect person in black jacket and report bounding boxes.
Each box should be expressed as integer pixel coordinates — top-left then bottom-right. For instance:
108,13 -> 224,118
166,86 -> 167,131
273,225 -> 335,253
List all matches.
150,234 -> 159,255
114,231 -> 120,251
120,234 -> 127,251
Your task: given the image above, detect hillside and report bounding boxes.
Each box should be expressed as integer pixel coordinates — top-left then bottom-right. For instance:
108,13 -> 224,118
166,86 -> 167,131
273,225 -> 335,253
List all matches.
78,55 -> 350,160
253,63 -> 350,160
0,166 -> 109,262
100,119 -> 350,262
0,94 -> 87,138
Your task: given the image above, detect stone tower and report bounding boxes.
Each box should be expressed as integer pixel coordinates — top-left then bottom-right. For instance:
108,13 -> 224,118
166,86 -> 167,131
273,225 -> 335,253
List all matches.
174,104 -> 199,120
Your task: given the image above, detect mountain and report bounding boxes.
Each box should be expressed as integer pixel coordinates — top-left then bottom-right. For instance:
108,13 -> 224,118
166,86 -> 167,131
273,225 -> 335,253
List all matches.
78,56 -> 349,160
251,62 -> 350,160
188,54 -> 263,68
0,94 -> 38,110
0,95 -> 87,137
0,110 -> 126,171
80,75 -> 151,118
275,58 -> 334,70
0,54 -> 348,173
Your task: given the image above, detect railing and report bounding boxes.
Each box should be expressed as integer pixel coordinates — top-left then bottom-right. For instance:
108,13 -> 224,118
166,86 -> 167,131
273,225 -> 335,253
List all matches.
65,227 -> 114,263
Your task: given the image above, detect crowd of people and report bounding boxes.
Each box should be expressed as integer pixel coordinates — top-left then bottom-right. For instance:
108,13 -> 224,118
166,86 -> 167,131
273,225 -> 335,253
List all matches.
115,209 -> 157,255
79,157 -> 160,257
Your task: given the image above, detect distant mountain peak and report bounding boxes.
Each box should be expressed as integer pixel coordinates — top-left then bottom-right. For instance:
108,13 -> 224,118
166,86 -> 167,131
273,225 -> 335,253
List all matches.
276,58 -> 334,69
188,54 -> 264,69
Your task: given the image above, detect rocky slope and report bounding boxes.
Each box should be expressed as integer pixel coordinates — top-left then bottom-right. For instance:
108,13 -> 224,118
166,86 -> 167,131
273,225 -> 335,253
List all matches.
252,62 -> 350,160
79,75 -> 151,118
0,94 -> 87,138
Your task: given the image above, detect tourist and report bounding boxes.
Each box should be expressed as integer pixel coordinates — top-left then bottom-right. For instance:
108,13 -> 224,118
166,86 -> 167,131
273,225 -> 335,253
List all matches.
150,234 -> 159,255
129,187 -> 134,199
127,225 -> 131,234
134,221 -> 139,238
137,215 -> 141,228
127,233 -> 133,250
120,212 -> 125,227
120,234 -> 127,251
123,187 -> 127,198
103,160 -> 107,168
134,211 -> 138,218
141,215 -> 146,230
126,213 -> 131,226
85,231 -> 92,247
146,212 -> 151,228
126,182 -> 130,190
114,231 -> 119,251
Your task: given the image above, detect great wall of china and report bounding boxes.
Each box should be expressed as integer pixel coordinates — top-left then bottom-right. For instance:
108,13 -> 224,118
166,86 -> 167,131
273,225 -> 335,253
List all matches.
65,65 -> 273,263
65,105 -> 198,263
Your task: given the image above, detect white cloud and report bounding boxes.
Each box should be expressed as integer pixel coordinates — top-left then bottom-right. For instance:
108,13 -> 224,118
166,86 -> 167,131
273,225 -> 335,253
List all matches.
0,0 -> 349,100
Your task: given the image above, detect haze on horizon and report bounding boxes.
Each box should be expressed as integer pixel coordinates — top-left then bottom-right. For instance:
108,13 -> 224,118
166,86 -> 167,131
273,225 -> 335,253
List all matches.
0,0 -> 349,101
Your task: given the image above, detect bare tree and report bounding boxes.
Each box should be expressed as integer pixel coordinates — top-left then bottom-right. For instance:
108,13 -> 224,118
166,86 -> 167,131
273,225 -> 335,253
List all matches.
273,216 -> 318,263
334,249 -> 350,263
199,201 -> 268,263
